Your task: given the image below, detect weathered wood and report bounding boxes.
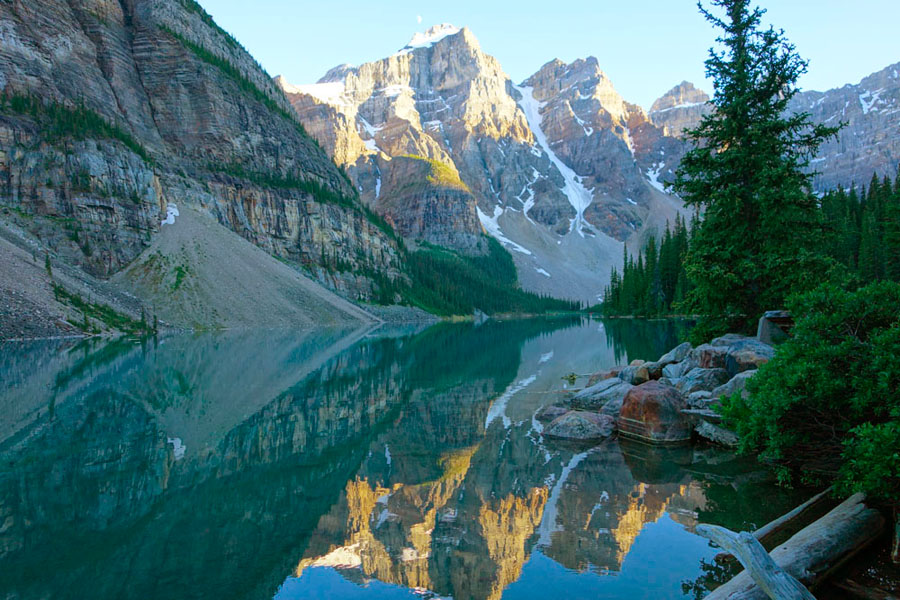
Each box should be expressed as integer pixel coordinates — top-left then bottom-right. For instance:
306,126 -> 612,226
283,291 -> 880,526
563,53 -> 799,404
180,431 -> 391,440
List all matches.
834,579 -> 900,600
705,493 -> 885,600
892,509 -> 899,564
716,488 -> 834,564
697,524 -> 816,600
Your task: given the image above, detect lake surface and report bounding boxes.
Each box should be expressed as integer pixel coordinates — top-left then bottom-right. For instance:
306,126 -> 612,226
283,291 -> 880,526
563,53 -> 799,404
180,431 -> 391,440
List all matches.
0,317 -> 809,600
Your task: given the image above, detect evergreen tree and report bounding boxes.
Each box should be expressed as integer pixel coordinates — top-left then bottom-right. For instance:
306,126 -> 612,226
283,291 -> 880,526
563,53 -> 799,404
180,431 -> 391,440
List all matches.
672,0 -> 840,339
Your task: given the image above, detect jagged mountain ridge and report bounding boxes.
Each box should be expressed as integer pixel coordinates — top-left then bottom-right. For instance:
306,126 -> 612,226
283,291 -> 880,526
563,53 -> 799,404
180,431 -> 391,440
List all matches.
280,25 -> 691,303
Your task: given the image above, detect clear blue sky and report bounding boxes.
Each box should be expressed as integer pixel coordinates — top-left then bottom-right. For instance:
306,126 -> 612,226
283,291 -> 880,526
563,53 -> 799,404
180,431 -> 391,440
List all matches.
197,0 -> 900,109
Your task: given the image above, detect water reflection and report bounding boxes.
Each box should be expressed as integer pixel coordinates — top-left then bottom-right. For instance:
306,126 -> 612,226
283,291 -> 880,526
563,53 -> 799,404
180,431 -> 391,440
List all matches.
0,317 -> 804,600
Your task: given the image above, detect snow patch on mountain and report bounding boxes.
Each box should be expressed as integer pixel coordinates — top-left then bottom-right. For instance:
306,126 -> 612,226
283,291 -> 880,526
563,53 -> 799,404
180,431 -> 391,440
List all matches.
397,24 -> 461,55
477,206 -> 532,255
514,84 -> 594,236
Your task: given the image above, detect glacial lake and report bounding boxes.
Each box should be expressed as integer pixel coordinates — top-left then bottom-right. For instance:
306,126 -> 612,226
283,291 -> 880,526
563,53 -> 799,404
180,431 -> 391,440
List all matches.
0,317 -> 810,600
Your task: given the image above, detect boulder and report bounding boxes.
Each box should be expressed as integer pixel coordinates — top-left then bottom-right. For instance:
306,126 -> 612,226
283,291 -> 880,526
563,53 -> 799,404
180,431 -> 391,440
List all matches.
694,421 -> 740,448
687,390 -> 713,408
710,333 -> 749,347
711,370 -> 757,401
725,339 -> 775,375
570,378 -> 634,412
629,359 -> 647,367
535,404 -> 569,423
619,363 -> 650,385
587,366 -> 624,386
544,411 -> 616,441
662,358 -> 697,380
690,344 -> 729,369
657,341 -> 693,366
644,360 -> 665,380
676,367 -> 731,395
618,381 -> 692,444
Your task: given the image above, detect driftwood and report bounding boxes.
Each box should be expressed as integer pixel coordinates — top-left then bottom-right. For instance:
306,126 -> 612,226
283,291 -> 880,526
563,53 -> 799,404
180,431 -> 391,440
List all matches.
697,524 -> 816,600
704,493 -> 885,600
834,580 -> 900,600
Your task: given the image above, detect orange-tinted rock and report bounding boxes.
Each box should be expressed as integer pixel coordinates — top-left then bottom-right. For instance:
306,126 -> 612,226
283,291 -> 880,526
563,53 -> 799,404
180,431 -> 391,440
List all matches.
618,381 -> 691,444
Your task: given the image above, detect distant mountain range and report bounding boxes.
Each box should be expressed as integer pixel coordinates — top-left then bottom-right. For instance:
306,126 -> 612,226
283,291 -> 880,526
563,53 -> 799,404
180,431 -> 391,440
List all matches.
0,3 -> 897,333
279,24 -> 900,302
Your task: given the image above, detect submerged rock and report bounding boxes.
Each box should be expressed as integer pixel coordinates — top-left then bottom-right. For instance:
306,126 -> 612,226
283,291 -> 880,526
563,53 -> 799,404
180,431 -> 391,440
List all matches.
618,381 -> 692,444
544,411 -> 616,441
675,367 -> 731,395
694,421 -> 740,448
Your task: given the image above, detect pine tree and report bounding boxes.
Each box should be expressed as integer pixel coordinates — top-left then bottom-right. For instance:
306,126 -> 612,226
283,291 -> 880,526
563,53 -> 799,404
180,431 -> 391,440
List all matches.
672,0 -> 840,339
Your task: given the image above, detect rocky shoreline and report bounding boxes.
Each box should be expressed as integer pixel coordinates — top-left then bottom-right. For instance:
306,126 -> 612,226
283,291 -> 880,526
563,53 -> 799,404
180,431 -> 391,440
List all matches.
539,332 -> 777,447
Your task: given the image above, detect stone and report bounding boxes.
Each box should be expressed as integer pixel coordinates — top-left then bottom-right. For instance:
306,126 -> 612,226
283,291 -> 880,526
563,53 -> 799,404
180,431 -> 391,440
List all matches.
676,367 -> 732,395
618,381 -> 692,444
694,421 -> 740,448
657,342 -> 693,365
725,340 -> 775,375
643,361 -> 665,380
618,364 -> 651,385
711,370 -> 757,401
535,404 -> 569,423
687,390 -> 714,408
630,359 -> 647,366
570,378 -> 634,413
690,344 -> 730,369
710,333 -> 749,347
544,411 -> 616,441
587,366 -> 624,386
662,358 -> 696,380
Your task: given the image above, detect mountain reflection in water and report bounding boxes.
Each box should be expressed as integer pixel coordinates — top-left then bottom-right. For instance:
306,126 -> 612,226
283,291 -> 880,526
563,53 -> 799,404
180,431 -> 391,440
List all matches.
0,318 -> 808,600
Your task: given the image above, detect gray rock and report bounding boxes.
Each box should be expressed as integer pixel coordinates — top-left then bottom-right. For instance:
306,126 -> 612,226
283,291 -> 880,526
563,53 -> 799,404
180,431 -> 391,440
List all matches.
687,390 -> 714,408
725,340 -> 775,375
710,333 -> 750,347
657,341 -> 693,365
676,367 -> 731,395
618,364 -> 651,385
570,379 -> 634,412
690,344 -> 730,369
757,310 -> 793,345
535,404 -> 569,423
662,358 -> 697,380
694,421 -> 740,448
711,370 -> 757,400
544,411 -> 616,441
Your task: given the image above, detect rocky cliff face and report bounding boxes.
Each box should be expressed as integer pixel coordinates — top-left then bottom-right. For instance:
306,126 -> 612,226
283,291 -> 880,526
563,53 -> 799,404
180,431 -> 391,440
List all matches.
0,0 -> 403,309
791,62 -> 900,191
649,81 -> 710,138
280,25 -> 689,303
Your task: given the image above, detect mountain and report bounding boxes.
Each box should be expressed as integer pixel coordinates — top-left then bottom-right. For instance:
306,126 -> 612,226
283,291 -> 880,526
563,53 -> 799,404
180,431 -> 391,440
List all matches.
649,81 -> 710,137
0,0 -> 407,334
791,62 -> 900,190
280,25 -> 690,303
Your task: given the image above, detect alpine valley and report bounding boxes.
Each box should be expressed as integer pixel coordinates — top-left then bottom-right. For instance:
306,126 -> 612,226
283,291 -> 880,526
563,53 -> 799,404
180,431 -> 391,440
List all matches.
0,1 -> 898,335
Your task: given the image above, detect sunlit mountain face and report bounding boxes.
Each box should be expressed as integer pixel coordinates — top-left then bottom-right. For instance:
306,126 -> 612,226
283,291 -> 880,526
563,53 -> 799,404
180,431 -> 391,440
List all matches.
0,318 -> 810,600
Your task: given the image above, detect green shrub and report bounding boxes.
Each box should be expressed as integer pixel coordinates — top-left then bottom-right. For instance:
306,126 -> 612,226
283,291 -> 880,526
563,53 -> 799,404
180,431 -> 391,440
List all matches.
721,281 -> 900,502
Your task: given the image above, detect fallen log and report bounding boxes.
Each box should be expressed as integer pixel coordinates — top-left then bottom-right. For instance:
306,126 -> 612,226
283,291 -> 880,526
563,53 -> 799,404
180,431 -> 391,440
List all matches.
696,524 -> 816,600
704,493 -> 885,600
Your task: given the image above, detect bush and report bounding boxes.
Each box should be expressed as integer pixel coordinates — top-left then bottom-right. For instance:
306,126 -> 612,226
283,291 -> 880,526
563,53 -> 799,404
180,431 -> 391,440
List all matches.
721,281 -> 900,503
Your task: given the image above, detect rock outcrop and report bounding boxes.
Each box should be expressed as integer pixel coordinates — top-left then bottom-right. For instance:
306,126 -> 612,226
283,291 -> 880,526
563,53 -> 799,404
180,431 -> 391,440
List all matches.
0,0 -> 404,325
618,381 -> 692,444
649,81 -> 710,138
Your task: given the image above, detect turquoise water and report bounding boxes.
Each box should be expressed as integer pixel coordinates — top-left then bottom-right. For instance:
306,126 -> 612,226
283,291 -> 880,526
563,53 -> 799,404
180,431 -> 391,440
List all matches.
0,318 -> 806,599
